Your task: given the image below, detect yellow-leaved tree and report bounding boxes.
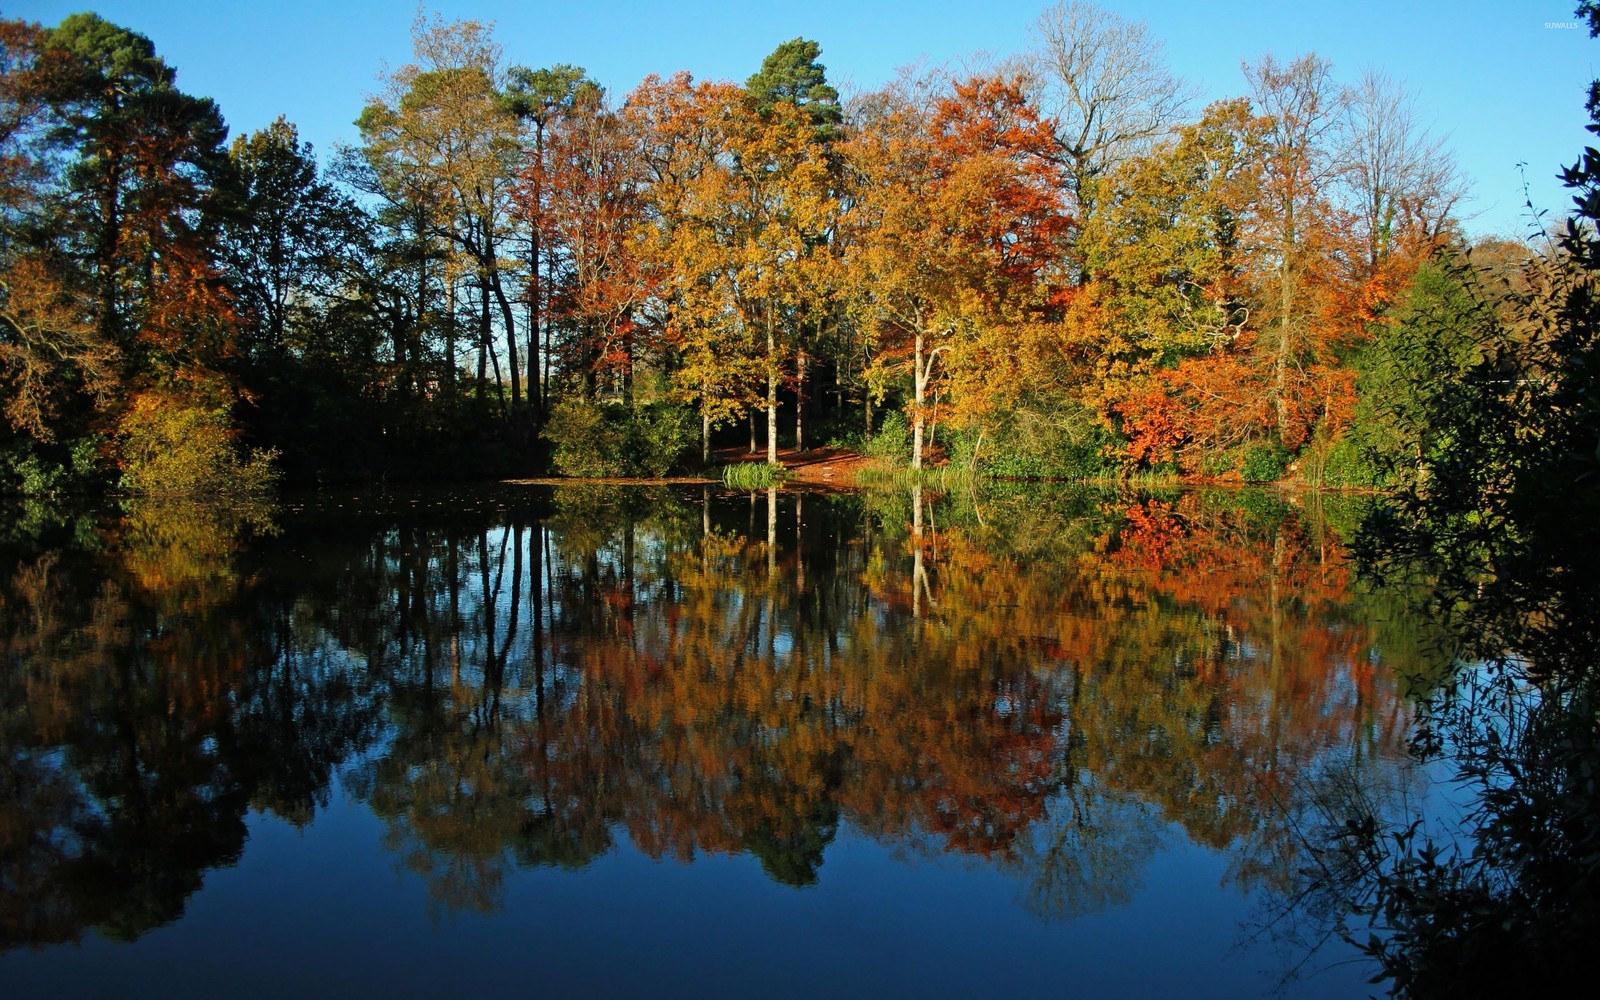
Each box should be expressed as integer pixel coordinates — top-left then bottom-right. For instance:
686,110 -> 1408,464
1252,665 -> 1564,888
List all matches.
843,72 -> 1073,469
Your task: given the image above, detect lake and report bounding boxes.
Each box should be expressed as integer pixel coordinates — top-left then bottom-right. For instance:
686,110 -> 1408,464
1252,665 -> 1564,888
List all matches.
0,483 -> 1430,997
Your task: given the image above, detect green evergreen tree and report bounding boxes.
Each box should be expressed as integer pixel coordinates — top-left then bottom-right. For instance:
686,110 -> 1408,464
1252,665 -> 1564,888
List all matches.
745,38 -> 842,139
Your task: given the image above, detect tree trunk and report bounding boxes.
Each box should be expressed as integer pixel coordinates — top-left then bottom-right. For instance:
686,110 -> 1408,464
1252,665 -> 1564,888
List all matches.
912,328 -> 928,471
415,205 -> 430,399
1275,200 -> 1296,439
794,350 -> 807,453
493,266 -> 520,418
476,278 -> 488,404
622,313 -> 635,404
483,213 -> 519,419
580,320 -> 598,399
702,404 -> 712,465
445,276 -> 456,400
1275,262 -> 1292,438
766,308 -> 779,465
546,250 -> 558,400
392,296 -> 409,395
481,278 -> 502,414
528,149 -> 544,419
95,162 -> 122,347
488,337 -> 505,415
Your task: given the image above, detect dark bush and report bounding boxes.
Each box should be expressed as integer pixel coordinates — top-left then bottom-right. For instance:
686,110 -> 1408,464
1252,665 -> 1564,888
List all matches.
543,397 -> 694,477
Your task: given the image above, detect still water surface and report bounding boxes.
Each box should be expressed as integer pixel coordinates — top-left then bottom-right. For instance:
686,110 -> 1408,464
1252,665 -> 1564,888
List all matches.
0,484 -> 1427,997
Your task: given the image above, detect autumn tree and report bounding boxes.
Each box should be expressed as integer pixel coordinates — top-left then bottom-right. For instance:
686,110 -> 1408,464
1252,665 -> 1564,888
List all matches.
1338,69 -> 1463,309
338,118 -> 452,401
626,72 -> 758,460
744,39 -> 845,451
11,14 -> 274,493
540,81 -> 651,399
0,20 -> 116,450
1081,99 -> 1270,467
730,96 -> 838,463
0,18 -> 47,225
626,53 -> 838,466
1243,53 -> 1351,447
35,13 -> 234,366
0,254 -> 115,444
1084,58 -> 1464,477
845,72 -> 1072,469
1079,100 -> 1263,366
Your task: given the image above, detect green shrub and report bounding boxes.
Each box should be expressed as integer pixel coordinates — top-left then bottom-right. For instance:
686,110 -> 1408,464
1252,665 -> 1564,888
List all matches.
1317,434 -> 1390,489
1,444 -> 65,496
823,429 -> 866,451
543,396 -> 694,477
544,397 -> 627,477
863,410 -> 911,465
0,436 -> 107,496
947,407 -> 1120,480
1201,450 -> 1239,479
1240,441 -> 1291,483
627,400 -> 695,476
118,391 -> 278,495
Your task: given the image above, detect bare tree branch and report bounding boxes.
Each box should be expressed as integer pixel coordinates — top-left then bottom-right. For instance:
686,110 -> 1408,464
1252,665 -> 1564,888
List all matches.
1027,1 -> 1196,202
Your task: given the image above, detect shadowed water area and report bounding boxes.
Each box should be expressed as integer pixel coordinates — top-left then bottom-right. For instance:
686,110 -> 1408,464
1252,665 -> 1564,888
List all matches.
0,484 -> 1435,997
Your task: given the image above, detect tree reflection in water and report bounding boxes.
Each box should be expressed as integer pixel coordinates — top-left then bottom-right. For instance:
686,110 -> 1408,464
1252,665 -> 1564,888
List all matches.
0,484 -> 1427,963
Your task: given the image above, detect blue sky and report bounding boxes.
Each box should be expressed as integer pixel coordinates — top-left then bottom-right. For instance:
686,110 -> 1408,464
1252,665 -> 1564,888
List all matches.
9,1 -> 1597,238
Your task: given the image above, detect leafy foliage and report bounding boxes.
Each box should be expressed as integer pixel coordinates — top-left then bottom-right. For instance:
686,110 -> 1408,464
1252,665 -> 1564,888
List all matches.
1240,441 -> 1290,483
542,396 -> 694,477
116,387 -> 279,495
0,435 -> 103,496
1321,261 -> 1493,490
944,403 -> 1118,480
862,409 -> 911,464
0,6 -> 1495,490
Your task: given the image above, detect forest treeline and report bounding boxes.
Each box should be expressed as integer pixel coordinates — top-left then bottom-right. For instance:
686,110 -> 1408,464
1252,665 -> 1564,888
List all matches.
0,4 -> 1529,492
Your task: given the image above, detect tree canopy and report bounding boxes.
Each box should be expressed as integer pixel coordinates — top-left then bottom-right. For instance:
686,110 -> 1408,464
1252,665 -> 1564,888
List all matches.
0,6 -> 1495,492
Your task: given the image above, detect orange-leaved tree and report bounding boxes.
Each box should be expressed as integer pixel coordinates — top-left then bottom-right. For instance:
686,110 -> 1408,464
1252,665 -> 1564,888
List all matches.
843,72 -> 1073,469
541,81 -> 652,399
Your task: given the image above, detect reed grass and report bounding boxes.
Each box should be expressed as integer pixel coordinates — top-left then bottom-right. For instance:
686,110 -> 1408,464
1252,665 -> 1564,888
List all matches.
719,461 -> 788,489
